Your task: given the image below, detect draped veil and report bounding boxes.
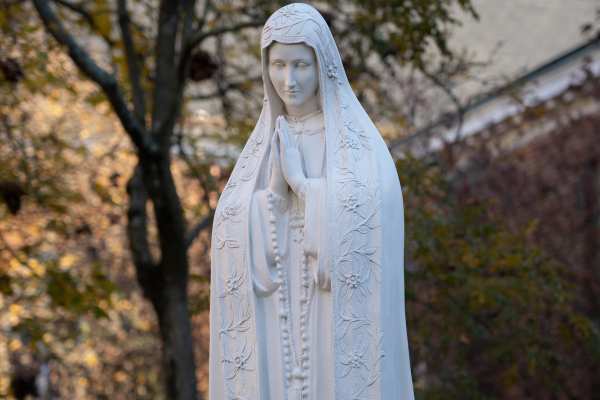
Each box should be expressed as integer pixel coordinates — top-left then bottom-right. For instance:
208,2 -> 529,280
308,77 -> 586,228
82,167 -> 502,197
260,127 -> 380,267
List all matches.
209,4 -> 414,399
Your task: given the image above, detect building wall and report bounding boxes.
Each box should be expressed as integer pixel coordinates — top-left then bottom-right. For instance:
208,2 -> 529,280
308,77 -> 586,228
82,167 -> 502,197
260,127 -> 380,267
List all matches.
449,0 -> 599,100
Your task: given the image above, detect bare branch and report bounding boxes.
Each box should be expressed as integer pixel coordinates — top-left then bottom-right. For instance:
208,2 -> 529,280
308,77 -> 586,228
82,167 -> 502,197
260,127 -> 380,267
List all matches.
182,0 -> 197,43
195,0 -> 214,33
151,0 -> 181,142
177,0 -> 197,92
189,77 -> 261,100
185,212 -> 214,248
418,64 -> 466,143
177,18 -> 263,115
117,0 -> 146,125
126,164 -> 161,301
187,19 -> 263,51
52,0 -> 115,47
32,0 -> 155,156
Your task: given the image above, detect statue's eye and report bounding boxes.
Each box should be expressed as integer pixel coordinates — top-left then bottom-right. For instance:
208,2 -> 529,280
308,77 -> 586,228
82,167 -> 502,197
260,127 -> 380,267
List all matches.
296,61 -> 309,68
271,61 -> 285,67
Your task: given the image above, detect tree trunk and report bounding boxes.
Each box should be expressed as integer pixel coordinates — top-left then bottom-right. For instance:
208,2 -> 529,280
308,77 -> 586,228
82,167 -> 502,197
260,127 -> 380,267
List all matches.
150,158 -> 199,400
154,279 -> 198,400
127,160 -> 199,400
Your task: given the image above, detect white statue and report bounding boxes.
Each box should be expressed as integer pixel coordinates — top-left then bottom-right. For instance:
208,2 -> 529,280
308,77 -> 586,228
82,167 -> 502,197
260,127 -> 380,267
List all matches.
209,4 -> 414,399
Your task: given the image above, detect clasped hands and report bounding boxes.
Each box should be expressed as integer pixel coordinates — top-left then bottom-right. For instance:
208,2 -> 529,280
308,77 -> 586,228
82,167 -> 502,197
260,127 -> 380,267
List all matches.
268,116 -> 307,199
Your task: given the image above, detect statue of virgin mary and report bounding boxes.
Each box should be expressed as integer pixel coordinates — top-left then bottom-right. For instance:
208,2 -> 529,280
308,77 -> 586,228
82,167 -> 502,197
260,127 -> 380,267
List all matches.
209,4 -> 414,399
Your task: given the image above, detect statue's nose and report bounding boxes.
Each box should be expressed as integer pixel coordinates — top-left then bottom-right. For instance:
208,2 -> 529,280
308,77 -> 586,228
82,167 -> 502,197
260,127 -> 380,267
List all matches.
284,69 -> 298,90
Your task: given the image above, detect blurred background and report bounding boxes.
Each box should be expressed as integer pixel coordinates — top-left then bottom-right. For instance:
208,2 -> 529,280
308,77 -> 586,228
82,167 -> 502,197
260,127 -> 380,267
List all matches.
1,0 -> 599,399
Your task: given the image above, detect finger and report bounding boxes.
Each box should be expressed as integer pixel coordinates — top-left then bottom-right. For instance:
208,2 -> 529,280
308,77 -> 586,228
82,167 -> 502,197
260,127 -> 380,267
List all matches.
275,115 -> 284,134
271,129 -> 279,150
281,118 -> 291,143
277,123 -> 287,148
279,132 -> 286,166
277,117 -> 293,148
279,116 -> 288,132
272,135 -> 280,163
280,119 -> 298,150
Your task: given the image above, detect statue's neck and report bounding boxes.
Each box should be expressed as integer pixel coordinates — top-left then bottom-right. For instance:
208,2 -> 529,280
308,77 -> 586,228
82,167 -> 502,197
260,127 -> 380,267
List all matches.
285,108 -> 322,123
285,109 -> 323,135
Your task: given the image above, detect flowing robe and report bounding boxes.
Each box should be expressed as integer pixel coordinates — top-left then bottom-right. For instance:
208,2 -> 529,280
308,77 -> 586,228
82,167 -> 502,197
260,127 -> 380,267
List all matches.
249,111 -> 333,399
209,4 -> 414,400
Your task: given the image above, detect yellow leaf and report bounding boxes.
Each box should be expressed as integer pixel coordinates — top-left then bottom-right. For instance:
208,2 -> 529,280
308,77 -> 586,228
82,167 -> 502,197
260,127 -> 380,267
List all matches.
8,338 -> 22,351
29,258 -> 46,276
82,349 -> 98,368
59,254 -> 77,269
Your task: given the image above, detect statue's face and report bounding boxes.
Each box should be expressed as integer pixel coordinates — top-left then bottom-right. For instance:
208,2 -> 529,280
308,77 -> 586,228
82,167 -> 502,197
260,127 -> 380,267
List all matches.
268,42 -> 319,115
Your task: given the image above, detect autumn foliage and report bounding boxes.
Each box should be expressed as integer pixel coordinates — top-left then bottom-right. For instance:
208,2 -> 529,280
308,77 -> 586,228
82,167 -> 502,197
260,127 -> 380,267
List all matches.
1,1 -> 599,399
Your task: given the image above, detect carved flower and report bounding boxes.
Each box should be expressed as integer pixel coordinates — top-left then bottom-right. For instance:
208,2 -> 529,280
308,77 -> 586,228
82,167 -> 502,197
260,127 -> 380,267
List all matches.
220,269 -> 245,298
223,203 -> 242,221
326,63 -> 338,80
222,342 -> 254,380
345,273 -> 361,289
339,345 -> 368,377
341,193 -> 360,212
339,134 -> 361,150
338,270 -> 370,299
337,120 -> 370,155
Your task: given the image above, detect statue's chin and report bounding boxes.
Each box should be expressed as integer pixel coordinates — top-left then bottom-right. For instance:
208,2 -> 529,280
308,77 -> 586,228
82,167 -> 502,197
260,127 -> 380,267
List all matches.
283,97 -> 306,108
282,97 -> 319,116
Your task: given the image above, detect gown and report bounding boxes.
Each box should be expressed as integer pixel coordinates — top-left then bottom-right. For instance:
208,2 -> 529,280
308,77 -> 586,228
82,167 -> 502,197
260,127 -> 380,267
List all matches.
249,109 -> 333,400
211,5 -> 414,399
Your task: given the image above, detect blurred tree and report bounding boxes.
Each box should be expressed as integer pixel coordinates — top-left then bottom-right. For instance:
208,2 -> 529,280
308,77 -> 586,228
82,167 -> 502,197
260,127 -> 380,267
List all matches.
0,4 -> 168,398
4,1 -> 477,399
399,156 -> 600,399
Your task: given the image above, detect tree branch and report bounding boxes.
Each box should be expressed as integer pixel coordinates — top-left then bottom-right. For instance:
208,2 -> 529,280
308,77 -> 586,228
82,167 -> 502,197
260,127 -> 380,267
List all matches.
418,63 -> 466,143
126,164 -> 161,302
189,77 -> 261,100
32,0 -> 156,156
151,0 -> 181,143
195,0 -> 213,34
187,19 -> 263,51
181,0 -> 196,44
51,0 -> 115,47
117,0 -> 146,125
179,19 -> 263,80
185,212 -> 214,249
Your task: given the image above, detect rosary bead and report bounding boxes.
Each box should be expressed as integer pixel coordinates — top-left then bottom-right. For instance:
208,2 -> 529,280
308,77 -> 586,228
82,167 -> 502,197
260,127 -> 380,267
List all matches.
292,367 -> 302,378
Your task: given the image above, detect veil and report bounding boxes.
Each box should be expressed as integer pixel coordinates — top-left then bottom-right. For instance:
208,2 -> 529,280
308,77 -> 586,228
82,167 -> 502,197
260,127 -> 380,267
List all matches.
209,4 -> 414,399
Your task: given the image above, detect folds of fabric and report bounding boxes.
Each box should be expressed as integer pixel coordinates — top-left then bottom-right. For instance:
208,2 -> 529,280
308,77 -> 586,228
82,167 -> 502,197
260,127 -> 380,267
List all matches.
209,4 -> 414,399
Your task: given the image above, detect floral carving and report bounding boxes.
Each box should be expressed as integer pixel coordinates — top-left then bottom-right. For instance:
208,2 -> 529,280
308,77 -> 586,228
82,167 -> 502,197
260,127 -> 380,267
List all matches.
333,85 -> 384,399
220,269 -> 246,299
220,301 -> 252,338
222,341 -> 254,380
327,63 -> 339,80
216,202 -> 243,227
339,345 -> 369,378
215,235 -> 240,250
338,270 -> 370,299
